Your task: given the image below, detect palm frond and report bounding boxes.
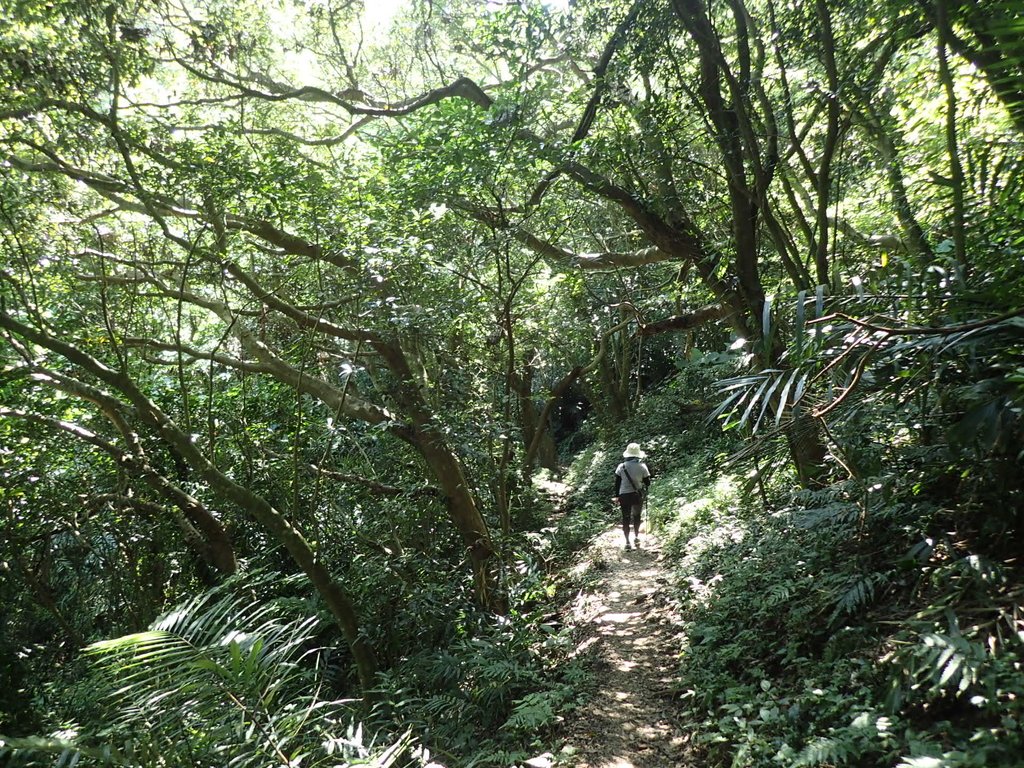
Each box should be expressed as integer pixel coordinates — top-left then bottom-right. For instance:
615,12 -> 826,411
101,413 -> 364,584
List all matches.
0,735 -> 125,767
1,570 -> 414,768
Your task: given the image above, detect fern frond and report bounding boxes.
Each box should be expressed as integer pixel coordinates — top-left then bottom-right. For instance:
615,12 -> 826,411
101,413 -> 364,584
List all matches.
3,570 -> 405,768
793,735 -> 853,767
829,572 -> 891,624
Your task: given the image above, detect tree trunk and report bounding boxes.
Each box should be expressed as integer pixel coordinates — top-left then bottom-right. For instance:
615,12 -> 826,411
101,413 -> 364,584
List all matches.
672,0 -> 828,485
411,425 -> 498,603
812,0 -> 841,288
786,408 -> 828,488
525,407 -> 559,472
936,0 -> 969,273
371,341 -> 499,608
208,474 -> 379,689
0,312 -> 380,691
879,133 -> 933,259
516,360 -> 559,473
598,348 -> 628,424
523,366 -> 583,474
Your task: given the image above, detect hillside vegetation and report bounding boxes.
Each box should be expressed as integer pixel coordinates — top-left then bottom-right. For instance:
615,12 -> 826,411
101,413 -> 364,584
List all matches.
2,0 -> 1023,765
568,380 -> 1024,767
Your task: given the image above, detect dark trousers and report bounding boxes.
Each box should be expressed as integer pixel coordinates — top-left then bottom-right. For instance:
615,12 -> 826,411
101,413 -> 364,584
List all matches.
618,492 -> 642,536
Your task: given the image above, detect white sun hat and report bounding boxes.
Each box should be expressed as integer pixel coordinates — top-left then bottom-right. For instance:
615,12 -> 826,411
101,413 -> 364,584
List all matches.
622,442 -> 646,458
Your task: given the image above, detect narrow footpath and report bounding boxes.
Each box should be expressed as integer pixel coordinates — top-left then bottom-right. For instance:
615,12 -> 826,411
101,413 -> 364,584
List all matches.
552,527 -> 693,768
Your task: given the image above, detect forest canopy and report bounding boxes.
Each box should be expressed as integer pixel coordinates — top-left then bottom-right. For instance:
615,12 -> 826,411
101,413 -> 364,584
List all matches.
2,0 -> 1022,765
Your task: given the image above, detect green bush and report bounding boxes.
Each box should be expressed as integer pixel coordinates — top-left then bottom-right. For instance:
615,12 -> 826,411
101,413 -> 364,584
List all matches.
663,471 -> 1024,767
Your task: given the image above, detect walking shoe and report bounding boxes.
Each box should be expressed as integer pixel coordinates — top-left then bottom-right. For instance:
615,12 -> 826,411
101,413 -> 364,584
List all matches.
625,542 -> 632,550
634,537 -> 641,548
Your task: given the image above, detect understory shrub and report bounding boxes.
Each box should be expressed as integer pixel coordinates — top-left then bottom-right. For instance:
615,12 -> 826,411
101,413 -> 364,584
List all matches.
1,520 -> 585,767
666,470 -> 1024,767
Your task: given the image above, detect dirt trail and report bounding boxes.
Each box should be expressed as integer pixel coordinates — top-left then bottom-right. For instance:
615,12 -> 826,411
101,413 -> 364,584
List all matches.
553,526 -> 692,768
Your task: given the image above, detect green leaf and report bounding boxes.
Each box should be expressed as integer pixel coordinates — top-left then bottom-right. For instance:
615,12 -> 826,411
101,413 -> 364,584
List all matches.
794,290 -> 807,356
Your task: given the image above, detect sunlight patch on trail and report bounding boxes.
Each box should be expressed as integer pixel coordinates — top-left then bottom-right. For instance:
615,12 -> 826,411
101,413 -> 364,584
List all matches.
558,524 -> 693,767
596,611 -> 637,624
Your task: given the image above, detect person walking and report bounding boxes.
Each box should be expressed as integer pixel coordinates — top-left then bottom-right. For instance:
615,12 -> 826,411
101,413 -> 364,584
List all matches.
613,442 -> 651,550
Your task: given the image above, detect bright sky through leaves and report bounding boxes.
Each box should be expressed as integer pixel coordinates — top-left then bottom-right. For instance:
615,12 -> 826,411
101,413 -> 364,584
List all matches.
363,0 -> 406,30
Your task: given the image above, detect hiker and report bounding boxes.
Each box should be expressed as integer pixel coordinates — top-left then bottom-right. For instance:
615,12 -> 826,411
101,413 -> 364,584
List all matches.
612,442 -> 650,550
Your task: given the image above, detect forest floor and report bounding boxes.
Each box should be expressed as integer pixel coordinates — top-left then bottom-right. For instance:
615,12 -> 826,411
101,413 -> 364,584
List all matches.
541,523 -> 695,768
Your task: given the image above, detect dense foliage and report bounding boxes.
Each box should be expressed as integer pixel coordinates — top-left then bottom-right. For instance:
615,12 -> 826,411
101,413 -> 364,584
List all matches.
2,0 -> 1022,765
659,401 -> 1023,766
553,370 -> 1022,766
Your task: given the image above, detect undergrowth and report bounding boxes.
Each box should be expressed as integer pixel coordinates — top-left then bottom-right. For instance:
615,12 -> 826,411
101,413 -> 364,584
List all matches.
1,498 -> 592,768
365,526 -> 591,768
557,374 -> 1024,768
652,443 -> 1024,765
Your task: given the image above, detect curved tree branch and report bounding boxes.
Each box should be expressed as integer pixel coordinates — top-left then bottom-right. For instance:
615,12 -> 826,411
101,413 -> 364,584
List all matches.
0,407 -> 236,575
0,310 -> 380,689
638,303 -> 736,336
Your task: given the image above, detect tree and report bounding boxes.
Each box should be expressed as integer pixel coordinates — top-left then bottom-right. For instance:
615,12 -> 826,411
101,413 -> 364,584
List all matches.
3,0 -> 1022,743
